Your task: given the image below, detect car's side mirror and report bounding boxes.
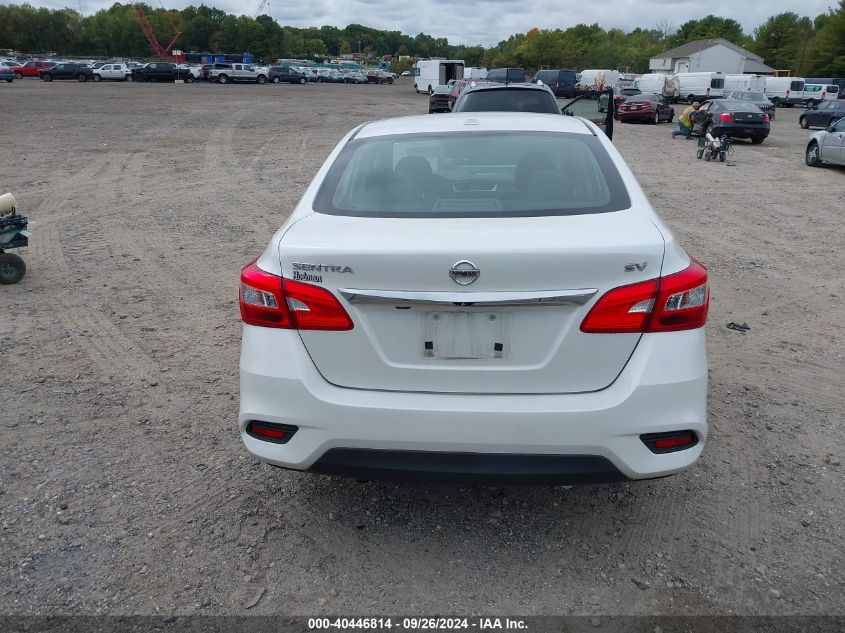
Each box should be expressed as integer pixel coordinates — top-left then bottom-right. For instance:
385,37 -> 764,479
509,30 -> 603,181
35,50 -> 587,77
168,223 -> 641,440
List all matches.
829,122 -> 838,132
562,108 -> 573,117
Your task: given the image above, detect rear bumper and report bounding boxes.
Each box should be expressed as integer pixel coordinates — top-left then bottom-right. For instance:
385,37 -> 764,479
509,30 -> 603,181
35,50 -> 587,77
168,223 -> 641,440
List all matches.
712,125 -> 769,139
308,449 -> 628,484
618,111 -> 654,122
239,327 -> 708,482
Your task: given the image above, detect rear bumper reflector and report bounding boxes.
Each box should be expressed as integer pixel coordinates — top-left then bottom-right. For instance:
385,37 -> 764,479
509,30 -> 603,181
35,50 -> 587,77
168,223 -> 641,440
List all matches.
640,431 -> 698,454
245,420 -> 299,444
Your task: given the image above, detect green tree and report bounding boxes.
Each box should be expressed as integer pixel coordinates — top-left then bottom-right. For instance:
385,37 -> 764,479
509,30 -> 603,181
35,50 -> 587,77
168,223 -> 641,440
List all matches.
804,0 -> 845,75
752,13 -> 813,73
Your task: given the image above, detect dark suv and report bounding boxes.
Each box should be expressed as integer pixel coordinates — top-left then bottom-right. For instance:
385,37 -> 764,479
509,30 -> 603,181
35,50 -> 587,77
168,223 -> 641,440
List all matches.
532,69 -> 577,97
39,63 -> 93,82
485,68 -> 526,83
269,65 -> 308,84
452,83 -> 561,114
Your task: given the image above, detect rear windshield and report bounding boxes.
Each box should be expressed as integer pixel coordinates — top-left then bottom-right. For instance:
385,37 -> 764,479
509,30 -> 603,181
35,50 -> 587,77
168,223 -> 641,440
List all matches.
457,89 -> 560,114
791,81 -> 805,91
711,78 -> 725,89
627,95 -> 658,102
828,85 -> 839,93
313,131 -> 630,218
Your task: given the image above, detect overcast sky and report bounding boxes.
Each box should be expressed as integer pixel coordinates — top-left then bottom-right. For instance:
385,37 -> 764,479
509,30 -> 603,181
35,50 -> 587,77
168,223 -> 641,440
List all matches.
29,0 -> 838,46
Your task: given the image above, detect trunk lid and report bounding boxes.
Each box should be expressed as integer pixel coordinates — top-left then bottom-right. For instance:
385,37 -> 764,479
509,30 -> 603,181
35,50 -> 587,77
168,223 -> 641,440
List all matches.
279,211 -> 665,394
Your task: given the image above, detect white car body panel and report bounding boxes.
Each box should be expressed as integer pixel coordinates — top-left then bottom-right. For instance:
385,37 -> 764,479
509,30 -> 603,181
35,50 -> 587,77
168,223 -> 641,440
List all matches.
812,121 -> 845,165
241,112 -> 706,480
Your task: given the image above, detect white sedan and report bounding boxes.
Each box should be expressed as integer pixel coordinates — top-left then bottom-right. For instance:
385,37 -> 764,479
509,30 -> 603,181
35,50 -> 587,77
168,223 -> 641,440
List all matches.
239,112 -> 710,484
806,117 -> 845,166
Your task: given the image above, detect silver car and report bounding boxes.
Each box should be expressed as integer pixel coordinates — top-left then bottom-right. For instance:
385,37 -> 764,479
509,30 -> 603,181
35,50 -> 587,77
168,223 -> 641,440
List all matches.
806,117 -> 845,166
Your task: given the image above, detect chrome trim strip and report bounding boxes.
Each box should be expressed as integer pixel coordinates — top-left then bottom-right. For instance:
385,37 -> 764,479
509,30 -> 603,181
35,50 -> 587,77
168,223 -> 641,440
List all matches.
338,288 -> 598,307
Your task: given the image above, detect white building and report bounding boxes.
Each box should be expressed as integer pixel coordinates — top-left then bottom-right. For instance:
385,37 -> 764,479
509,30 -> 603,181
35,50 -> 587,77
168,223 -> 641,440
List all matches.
649,38 -> 774,76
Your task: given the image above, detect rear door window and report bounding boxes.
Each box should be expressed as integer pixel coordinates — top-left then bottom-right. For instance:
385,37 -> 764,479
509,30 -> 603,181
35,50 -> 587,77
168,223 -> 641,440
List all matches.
792,81 -> 805,91
711,78 -> 724,89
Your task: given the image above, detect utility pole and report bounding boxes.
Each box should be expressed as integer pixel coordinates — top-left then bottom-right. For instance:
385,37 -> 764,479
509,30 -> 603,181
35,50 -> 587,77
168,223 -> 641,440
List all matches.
796,27 -> 812,76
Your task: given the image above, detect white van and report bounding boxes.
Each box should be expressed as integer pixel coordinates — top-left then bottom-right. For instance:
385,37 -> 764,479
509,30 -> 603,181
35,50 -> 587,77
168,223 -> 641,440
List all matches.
764,76 -> 805,107
414,59 -> 465,94
670,72 -> 725,103
634,73 -> 673,96
463,66 -> 487,80
724,74 -> 766,93
577,69 -> 620,91
801,83 -> 840,107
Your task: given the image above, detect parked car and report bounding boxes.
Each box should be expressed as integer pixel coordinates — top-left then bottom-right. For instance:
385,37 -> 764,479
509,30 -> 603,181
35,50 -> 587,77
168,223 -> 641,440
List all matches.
690,98 -> 770,144
400,70 -> 411,77
207,62 -> 266,84
599,87 -> 641,113
428,85 -> 451,113
132,62 -> 194,83
764,76 -> 805,107
532,69 -> 577,97
11,60 -> 51,78
799,100 -> 845,129
453,83 -> 560,114
448,79 -> 474,109
366,69 -> 394,84
93,63 -> 133,82
0,66 -> 14,82
237,112 -> 710,483
486,67 -> 526,83
726,91 -> 775,120
805,117 -> 845,167
269,65 -> 308,84
39,62 -> 94,82
616,94 -> 674,124
801,83 -> 839,108
343,71 -> 368,84
670,72 -> 725,103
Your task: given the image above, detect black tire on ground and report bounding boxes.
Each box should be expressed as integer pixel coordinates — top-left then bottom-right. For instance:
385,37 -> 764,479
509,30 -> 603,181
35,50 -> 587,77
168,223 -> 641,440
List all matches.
806,142 -> 821,166
257,75 -> 266,84
218,74 -> 229,84
299,77 -> 306,84
93,74 -> 101,82
0,253 -> 26,284
687,95 -> 696,104
653,110 -> 660,124
772,97 -> 781,107
272,77 -> 280,83
751,136 -> 765,145
125,75 -> 133,82
806,100 -> 817,109
14,72 -> 23,79
697,148 -> 704,159
78,74 -> 88,82
800,116 -> 809,129
185,74 -> 194,83
42,74 -> 52,82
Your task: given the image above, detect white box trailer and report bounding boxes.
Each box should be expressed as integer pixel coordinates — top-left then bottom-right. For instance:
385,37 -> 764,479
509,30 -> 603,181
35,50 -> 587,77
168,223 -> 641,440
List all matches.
463,66 -> 487,80
724,74 -> 766,93
764,76 -> 805,107
414,59 -> 465,94
670,72 -> 725,103
577,69 -> 620,91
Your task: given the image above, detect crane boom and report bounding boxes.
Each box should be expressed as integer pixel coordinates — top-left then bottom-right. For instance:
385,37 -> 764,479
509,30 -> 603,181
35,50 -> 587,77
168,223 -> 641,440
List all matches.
133,3 -> 181,59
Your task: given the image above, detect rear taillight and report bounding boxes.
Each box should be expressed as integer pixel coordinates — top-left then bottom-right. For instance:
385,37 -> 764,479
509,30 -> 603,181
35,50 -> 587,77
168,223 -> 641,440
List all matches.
762,114 -> 770,123
580,260 -> 709,334
719,113 -> 734,122
239,260 -> 353,330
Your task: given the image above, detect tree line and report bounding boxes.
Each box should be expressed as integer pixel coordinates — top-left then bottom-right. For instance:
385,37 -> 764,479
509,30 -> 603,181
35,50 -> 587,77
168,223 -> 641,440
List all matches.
0,2 -> 843,76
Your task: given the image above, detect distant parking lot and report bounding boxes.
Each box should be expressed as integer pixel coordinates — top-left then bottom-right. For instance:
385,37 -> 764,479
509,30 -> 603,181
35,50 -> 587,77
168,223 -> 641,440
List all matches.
1,79 -> 843,616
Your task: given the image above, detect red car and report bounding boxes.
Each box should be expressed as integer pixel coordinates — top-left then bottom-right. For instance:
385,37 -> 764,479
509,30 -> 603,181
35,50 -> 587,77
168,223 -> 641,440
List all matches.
11,61 -> 53,78
366,70 -> 393,85
616,94 -> 675,124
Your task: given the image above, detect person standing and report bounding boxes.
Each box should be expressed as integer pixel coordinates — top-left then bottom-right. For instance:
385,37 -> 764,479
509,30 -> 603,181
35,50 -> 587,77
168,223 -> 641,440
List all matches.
672,101 -> 700,138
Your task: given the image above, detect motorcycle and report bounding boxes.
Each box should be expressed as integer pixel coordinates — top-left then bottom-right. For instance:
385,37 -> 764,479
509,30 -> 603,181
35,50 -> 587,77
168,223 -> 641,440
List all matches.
0,193 -> 28,284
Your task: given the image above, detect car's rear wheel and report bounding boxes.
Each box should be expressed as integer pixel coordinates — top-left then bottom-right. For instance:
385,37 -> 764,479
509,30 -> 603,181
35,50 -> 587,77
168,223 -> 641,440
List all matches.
806,100 -> 818,109
257,75 -> 266,84
272,76 -> 280,83
299,77 -> 306,84
93,74 -> 101,82
0,253 -> 26,285
806,142 -> 821,166
78,73 -> 88,82
14,72 -> 22,79
125,75 -> 133,82
652,111 -> 660,125
751,136 -> 764,145
686,94 -> 696,105
799,116 -> 809,129
218,74 -> 229,84
771,97 -> 781,107
41,74 -> 52,82
185,75 -> 194,83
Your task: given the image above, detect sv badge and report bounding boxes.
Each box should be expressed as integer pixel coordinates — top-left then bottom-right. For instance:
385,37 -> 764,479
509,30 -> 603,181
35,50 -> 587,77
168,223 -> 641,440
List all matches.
624,262 -> 648,272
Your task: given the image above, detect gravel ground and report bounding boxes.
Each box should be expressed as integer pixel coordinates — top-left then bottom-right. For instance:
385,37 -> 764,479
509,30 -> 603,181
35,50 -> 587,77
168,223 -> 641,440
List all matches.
0,79 -> 843,617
